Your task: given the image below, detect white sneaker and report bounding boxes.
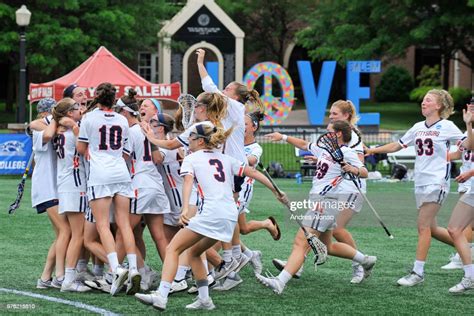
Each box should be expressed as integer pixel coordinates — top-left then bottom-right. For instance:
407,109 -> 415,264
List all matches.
397,271 -> 424,287
76,269 -> 96,282
214,258 -> 239,281
360,256 -> 377,280
272,259 -> 303,279
350,264 -> 365,284
255,273 -> 285,294
249,251 -> 263,275
126,269 -> 141,295
61,280 -> 92,293
84,277 -> 111,293
213,273 -> 243,291
449,277 -> 474,294
169,279 -> 188,294
51,277 -> 63,289
441,253 -> 463,270
185,297 -> 215,310
135,291 -> 168,310
110,267 -> 128,296
233,254 -> 251,273
36,278 -> 53,289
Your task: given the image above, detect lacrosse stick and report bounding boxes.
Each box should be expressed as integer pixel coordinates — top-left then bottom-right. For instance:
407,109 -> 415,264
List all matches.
258,162 -> 328,266
178,94 -> 197,129
316,132 -> 394,239
8,152 -> 34,214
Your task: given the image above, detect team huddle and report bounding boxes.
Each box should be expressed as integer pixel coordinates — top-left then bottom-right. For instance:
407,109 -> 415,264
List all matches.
28,48 -> 474,312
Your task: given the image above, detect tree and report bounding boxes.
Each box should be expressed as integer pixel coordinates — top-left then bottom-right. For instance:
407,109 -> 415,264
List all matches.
0,0 -> 178,112
217,0 -> 316,65
297,0 -> 474,89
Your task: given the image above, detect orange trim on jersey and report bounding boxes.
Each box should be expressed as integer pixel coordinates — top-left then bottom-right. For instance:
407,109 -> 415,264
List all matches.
197,184 -> 204,198
238,165 -> 245,177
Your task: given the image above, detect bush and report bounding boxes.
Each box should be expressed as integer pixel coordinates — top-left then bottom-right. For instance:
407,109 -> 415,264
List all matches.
449,87 -> 472,111
409,86 -> 439,103
416,65 -> 441,87
375,66 -> 414,102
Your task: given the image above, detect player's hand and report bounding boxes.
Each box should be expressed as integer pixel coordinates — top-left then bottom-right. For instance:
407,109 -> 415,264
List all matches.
455,171 -> 472,183
56,125 -> 68,135
463,109 -> 473,124
140,121 -> 154,137
303,155 -> 317,164
364,147 -> 375,156
265,132 -> 283,142
179,208 -> 190,226
196,49 -> 206,64
341,162 -> 357,174
58,117 -> 77,129
277,192 -> 289,206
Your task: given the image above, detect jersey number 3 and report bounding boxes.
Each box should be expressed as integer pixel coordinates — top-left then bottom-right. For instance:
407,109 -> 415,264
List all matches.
209,159 -> 225,182
415,138 -> 433,156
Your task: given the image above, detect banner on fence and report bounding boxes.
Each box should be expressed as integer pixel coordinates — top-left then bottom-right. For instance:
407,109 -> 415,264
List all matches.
0,134 -> 32,175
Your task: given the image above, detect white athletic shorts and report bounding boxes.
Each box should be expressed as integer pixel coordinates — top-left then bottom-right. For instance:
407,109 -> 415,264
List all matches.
87,182 -> 134,201
164,212 -> 181,227
415,184 -> 449,209
460,190 -> 474,208
300,194 -> 339,232
58,191 -> 88,215
337,193 -> 364,213
458,182 -> 471,194
130,188 -> 171,215
187,216 -> 237,243
85,202 -> 116,224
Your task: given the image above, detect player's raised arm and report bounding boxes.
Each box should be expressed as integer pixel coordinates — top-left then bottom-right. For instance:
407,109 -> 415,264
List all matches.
243,166 -> 288,205
365,142 -> 402,156
265,132 -> 309,151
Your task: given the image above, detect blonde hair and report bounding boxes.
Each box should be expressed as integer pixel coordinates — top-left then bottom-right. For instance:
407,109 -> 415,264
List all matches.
331,100 -> 359,126
197,92 -> 227,128
194,123 -> 233,149
52,98 -> 76,123
426,89 -> 454,119
230,82 -> 264,112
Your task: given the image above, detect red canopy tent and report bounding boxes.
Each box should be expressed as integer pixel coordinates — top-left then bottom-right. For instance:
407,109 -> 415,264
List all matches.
29,46 -> 181,104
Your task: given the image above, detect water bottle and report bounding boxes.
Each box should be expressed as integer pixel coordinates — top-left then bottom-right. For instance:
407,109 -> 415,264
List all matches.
295,173 -> 302,184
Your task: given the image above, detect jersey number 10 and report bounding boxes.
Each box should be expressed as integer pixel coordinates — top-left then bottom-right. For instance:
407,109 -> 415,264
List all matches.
99,125 -> 122,150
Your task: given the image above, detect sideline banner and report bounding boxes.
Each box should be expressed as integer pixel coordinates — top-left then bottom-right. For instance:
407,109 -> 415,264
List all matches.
0,134 -> 32,175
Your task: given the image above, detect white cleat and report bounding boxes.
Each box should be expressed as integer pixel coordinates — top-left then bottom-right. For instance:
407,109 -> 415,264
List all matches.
397,271 -> 424,287
36,278 -> 53,289
126,269 -> 141,295
84,277 -> 111,293
272,259 -> 303,279
360,256 -> 377,280
255,273 -> 285,295
214,258 -> 239,281
441,253 -> 463,270
449,277 -> 474,294
135,291 -> 168,310
249,251 -> 263,275
60,281 -> 92,293
169,279 -> 188,295
350,264 -> 365,284
213,273 -> 243,291
185,297 -> 215,310
110,266 -> 128,296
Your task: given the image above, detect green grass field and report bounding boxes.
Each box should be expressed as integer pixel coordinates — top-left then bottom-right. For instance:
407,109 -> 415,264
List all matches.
0,176 -> 471,315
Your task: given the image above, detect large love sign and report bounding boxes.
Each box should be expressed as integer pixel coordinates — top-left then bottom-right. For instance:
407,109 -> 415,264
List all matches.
243,60 -> 381,126
243,62 -> 294,125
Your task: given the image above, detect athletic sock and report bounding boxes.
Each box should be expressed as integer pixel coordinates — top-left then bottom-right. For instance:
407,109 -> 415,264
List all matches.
352,251 -> 365,264
222,250 -> 232,264
127,254 -> 137,271
175,265 -> 189,281
107,252 -> 119,272
243,248 -> 253,259
76,259 -> 87,273
277,269 -> 292,285
93,264 -> 104,277
463,264 -> 474,279
64,268 -> 76,285
196,279 -> 209,300
413,260 -> 425,276
232,245 -> 242,260
158,281 -> 171,298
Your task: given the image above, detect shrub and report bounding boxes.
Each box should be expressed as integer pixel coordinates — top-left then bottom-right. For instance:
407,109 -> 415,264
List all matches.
375,66 -> 414,102
449,87 -> 472,111
409,86 -> 439,103
416,65 -> 441,87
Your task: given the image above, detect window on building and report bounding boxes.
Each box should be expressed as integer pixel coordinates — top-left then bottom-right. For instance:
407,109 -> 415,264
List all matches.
138,52 -> 158,82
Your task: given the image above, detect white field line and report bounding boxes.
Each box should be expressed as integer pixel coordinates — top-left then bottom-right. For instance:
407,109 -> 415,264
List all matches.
0,288 -> 120,315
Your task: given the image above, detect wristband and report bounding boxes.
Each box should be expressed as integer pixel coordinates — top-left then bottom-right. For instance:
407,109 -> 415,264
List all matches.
281,134 -> 288,142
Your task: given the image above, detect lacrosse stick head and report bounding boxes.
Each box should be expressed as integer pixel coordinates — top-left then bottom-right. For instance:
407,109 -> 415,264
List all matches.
178,94 -> 196,129
307,233 -> 328,266
8,182 -> 25,214
316,132 -> 344,163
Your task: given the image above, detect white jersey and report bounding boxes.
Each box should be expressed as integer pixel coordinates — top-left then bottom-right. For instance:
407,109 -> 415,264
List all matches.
180,150 -> 245,220
238,142 -> 263,207
128,124 -> 163,189
31,115 -> 58,207
201,76 -> 246,162
459,131 -> 473,192
308,143 -> 364,196
158,148 -> 184,213
348,129 -> 366,193
398,119 -> 464,187
54,129 -> 86,193
78,109 -> 131,186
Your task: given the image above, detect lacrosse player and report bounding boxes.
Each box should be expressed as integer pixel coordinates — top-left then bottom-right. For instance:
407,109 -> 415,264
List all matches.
366,89 -> 471,287
260,120 -> 377,294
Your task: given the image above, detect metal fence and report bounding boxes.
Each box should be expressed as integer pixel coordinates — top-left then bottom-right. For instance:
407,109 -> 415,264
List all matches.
256,126 -> 403,174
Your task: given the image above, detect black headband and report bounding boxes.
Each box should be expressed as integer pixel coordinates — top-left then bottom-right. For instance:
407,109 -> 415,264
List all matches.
63,84 -> 79,98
